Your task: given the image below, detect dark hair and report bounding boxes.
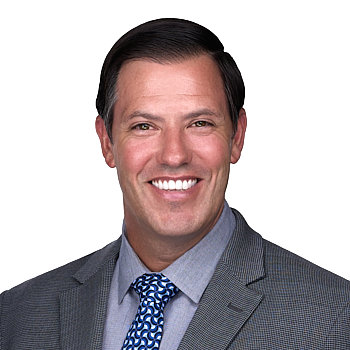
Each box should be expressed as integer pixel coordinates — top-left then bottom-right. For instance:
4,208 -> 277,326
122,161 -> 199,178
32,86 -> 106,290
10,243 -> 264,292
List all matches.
96,18 -> 245,141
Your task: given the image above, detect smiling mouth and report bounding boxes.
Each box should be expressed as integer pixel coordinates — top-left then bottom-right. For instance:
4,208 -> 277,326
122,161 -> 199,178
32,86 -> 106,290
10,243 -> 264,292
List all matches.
151,179 -> 198,191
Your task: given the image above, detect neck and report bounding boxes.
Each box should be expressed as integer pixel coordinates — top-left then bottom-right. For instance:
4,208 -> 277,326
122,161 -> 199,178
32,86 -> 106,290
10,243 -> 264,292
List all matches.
125,218 -> 222,272
126,228 -> 207,272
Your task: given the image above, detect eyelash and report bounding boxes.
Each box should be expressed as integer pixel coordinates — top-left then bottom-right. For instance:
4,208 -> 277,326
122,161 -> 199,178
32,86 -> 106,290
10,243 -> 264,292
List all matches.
192,121 -> 212,127
132,123 -> 153,131
132,120 -> 213,131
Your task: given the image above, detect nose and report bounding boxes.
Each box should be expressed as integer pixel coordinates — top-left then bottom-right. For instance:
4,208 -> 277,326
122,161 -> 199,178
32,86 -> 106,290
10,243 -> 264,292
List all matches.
157,128 -> 192,167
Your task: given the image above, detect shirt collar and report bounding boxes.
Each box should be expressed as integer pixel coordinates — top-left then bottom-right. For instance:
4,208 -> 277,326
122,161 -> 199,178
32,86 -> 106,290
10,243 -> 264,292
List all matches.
117,223 -> 150,304
118,200 -> 235,304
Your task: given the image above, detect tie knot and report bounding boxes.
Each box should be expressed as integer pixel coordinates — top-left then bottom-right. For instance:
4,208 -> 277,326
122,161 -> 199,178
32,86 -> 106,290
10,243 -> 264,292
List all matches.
132,273 -> 179,308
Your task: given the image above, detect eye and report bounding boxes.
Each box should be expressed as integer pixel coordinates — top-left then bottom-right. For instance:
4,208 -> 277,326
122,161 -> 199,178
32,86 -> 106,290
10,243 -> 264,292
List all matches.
133,123 -> 152,130
193,121 -> 211,127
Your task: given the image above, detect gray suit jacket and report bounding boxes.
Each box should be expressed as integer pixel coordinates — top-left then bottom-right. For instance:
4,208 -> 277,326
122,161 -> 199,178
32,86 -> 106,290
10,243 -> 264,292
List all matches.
1,209 -> 350,349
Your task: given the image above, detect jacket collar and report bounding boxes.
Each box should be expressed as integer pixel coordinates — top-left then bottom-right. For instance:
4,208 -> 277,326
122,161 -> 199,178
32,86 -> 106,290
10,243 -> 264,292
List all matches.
221,208 -> 265,285
73,239 -> 122,284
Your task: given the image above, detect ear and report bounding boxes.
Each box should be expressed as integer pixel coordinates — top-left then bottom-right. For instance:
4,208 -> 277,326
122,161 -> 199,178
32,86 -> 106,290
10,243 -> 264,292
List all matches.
231,108 -> 247,164
95,116 -> 116,168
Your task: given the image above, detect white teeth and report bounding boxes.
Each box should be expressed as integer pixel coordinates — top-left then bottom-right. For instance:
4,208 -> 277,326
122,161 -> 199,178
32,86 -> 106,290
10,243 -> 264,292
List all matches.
168,180 -> 175,190
151,178 -> 198,191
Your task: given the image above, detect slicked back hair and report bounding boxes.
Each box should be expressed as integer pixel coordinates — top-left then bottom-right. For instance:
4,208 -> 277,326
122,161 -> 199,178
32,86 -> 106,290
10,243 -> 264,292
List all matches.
96,18 -> 245,141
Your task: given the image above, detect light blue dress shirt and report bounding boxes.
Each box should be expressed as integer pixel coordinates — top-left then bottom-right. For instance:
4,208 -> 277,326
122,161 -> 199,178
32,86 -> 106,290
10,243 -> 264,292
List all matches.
102,201 -> 236,350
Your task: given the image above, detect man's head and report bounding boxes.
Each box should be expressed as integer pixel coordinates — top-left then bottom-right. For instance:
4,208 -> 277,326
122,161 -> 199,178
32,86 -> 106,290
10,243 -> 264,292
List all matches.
95,18 -> 247,269
96,18 -> 245,142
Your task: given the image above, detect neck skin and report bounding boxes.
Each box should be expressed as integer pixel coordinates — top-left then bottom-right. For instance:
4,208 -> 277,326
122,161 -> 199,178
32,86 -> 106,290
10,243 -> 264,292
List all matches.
124,202 -> 224,272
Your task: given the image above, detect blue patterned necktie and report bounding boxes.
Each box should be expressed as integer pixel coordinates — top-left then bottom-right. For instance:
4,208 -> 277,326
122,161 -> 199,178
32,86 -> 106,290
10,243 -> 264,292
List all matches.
122,273 -> 179,350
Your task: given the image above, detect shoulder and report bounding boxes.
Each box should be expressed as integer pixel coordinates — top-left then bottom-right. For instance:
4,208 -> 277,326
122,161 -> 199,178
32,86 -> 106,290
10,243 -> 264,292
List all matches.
263,238 -> 350,298
1,253 -> 90,307
0,253 -> 91,349
1,239 -> 121,302
231,207 -> 350,298
228,208 -> 350,347
0,239 -> 121,348
0,239 -> 121,322
260,240 -> 350,347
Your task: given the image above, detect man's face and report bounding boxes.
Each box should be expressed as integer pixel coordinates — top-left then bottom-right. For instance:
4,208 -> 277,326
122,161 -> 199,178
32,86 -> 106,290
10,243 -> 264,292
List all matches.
96,55 -> 246,246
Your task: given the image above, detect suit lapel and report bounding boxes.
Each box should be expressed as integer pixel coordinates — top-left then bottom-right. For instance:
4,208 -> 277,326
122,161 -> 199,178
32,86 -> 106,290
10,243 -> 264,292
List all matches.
59,239 -> 121,350
178,264 -> 263,350
178,208 -> 266,350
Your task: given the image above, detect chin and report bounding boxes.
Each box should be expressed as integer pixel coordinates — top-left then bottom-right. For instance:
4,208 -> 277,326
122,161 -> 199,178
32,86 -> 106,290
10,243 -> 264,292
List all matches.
149,214 -> 207,239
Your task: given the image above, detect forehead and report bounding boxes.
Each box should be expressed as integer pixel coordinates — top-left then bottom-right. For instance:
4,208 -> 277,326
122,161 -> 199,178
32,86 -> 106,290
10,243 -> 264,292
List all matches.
115,55 -> 228,116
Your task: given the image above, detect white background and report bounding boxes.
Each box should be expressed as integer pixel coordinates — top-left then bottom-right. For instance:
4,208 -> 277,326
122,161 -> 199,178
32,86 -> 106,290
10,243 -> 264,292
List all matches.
1,1 -> 349,292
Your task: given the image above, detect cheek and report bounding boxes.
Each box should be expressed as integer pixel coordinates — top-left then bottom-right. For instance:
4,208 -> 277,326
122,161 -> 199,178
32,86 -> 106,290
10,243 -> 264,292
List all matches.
192,135 -> 231,173
115,139 -> 153,180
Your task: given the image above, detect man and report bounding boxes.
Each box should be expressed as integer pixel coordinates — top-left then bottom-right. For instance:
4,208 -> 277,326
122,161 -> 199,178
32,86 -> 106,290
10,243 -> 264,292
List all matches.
1,18 -> 349,350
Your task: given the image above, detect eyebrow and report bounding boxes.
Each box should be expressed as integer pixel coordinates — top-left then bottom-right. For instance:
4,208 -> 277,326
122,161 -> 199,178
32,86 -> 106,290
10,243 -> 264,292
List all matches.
124,108 -> 222,122
124,111 -> 163,122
